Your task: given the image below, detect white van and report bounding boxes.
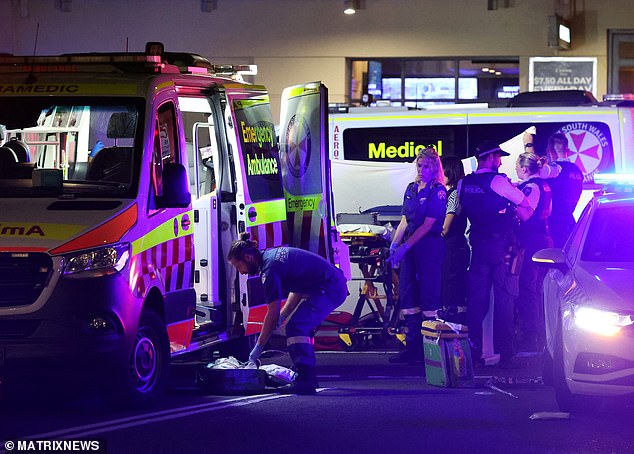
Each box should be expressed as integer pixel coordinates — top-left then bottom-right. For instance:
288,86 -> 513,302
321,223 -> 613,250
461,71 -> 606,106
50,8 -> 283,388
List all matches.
329,95 -> 634,217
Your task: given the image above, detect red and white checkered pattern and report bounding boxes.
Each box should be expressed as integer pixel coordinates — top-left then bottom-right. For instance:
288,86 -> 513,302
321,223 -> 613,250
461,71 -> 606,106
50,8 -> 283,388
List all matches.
132,234 -> 195,297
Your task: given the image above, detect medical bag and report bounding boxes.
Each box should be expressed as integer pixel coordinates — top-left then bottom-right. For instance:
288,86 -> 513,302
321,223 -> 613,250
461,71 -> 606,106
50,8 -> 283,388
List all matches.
422,320 -> 474,388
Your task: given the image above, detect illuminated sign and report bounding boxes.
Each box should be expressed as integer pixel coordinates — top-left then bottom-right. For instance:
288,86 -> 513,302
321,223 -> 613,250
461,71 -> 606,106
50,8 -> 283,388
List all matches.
368,140 -> 442,159
247,153 -> 278,176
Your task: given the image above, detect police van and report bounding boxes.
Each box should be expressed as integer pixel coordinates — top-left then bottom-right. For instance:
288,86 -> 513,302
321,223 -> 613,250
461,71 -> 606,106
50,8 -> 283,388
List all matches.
328,94 -> 634,217
0,43 -> 335,401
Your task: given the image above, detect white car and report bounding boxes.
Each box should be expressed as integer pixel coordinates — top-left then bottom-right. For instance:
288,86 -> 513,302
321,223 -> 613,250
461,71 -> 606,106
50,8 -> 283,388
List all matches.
534,179 -> 634,412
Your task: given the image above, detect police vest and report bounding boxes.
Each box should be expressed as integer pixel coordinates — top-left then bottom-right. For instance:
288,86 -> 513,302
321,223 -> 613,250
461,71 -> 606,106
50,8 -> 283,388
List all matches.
518,178 -> 552,236
459,172 -> 517,237
549,160 -> 583,220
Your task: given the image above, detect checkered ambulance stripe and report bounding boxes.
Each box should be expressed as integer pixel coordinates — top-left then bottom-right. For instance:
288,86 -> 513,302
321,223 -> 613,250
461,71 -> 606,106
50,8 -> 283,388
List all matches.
132,234 -> 194,297
287,210 -> 327,257
249,220 -> 288,249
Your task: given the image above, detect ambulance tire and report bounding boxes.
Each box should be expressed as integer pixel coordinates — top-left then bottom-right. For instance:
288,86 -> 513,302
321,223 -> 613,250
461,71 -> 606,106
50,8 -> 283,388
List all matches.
553,319 -> 601,413
116,310 -> 170,406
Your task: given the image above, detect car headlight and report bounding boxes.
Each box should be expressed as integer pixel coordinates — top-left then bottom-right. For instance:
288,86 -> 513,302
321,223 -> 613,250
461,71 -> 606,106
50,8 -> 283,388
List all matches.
573,305 -> 634,336
64,243 -> 130,276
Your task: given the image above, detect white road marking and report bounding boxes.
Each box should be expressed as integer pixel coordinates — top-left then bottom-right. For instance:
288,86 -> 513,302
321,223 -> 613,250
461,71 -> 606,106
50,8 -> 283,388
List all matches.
22,394 -> 292,440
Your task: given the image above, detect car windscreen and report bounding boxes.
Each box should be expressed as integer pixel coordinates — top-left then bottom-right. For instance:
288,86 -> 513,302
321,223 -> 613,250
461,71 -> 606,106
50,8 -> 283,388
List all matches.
0,96 -> 144,197
581,204 -> 634,262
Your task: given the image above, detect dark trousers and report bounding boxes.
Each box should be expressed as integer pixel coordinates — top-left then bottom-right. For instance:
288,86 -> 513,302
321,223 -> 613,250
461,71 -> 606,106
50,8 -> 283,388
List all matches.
442,235 -> 470,313
517,233 -> 553,342
550,213 -> 575,249
398,235 -> 445,352
286,272 -> 348,374
467,235 -> 517,362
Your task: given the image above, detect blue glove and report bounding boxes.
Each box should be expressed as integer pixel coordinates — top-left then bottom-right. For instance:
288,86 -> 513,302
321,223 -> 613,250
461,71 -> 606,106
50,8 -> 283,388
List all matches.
390,242 -> 399,257
249,344 -> 264,363
390,242 -> 410,264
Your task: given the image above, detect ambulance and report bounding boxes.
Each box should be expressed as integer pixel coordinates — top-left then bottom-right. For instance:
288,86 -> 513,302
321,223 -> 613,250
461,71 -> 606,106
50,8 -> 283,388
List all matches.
328,96 -> 634,217
0,43 -> 336,401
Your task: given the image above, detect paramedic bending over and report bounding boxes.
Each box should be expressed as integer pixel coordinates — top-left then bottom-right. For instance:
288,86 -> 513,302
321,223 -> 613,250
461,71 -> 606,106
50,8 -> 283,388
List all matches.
389,147 -> 447,363
228,234 -> 348,395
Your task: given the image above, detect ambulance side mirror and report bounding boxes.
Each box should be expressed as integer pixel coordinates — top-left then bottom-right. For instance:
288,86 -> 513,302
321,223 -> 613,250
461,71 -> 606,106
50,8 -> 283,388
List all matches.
157,162 -> 191,208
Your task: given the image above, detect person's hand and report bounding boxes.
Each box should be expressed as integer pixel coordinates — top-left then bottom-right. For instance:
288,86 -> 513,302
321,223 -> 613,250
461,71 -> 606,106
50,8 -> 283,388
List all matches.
390,242 -> 410,264
249,344 -> 264,364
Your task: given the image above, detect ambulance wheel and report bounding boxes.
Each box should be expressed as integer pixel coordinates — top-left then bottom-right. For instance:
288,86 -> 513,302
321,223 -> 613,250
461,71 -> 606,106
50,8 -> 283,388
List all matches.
121,310 -> 170,405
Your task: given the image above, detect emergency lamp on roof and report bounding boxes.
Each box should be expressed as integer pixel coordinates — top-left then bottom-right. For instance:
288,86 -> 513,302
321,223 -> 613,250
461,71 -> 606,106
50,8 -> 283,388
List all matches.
594,174 -> 634,186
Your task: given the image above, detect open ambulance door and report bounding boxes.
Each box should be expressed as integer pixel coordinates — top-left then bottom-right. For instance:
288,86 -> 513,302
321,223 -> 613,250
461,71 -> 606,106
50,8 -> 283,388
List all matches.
278,82 -> 338,264
223,85 -> 288,336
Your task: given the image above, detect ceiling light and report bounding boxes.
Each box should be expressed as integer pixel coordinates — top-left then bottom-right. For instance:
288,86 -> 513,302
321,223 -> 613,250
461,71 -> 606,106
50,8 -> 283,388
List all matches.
481,67 -> 490,72
488,69 -> 496,73
495,71 -> 502,75
344,0 -> 360,15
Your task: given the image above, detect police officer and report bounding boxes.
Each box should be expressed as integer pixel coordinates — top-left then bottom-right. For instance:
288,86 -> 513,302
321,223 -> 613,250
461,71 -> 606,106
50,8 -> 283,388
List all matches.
459,140 -> 532,369
515,152 -> 553,352
389,147 -> 447,363
545,133 -> 583,248
228,233 -> 348,395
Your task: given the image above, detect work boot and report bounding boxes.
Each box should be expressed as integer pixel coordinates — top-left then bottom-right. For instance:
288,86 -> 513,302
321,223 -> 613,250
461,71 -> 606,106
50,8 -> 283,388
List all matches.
388,349 -> 423,364
278,366 -> 318,395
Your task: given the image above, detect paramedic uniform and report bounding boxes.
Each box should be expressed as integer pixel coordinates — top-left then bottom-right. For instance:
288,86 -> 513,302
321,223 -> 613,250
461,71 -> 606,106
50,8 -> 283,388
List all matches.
459,170 -> 523,365
260,247 -> 348,378
398,181 -> 447,356
516,177 -> 553,350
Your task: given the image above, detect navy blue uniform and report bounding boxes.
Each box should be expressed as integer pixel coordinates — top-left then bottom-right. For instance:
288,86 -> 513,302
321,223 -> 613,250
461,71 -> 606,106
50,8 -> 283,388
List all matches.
548,160 -> 583,248
460,171 -> 519,363
260,247 -> 348,371
399,181 -> 447,355
516,178 -> 553,350
441,187 -> 470,322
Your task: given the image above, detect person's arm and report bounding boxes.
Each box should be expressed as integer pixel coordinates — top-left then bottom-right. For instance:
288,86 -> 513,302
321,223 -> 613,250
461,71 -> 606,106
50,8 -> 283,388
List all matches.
490,174 -> 533,221
442,189 -> 459,237
256,299 -> 281,349
517,182 -> 540,222
442,213 -> 455,237
538,161 -> 561,179
391,215 -> 408,247
279,292 -> 304,321
404,216 -> 437,247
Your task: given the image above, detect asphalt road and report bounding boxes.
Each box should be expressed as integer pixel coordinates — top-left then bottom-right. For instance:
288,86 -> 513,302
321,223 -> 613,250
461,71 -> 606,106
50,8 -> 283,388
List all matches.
1,350 -> 634,454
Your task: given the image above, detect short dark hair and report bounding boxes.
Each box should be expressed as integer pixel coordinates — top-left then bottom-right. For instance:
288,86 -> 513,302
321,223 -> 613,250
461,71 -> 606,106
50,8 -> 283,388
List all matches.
441,156 -> 465,187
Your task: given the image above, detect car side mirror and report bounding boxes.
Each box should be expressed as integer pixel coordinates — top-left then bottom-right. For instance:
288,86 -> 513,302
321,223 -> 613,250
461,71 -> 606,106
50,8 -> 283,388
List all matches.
532,248 -> 568,272
157,162 -> 191,208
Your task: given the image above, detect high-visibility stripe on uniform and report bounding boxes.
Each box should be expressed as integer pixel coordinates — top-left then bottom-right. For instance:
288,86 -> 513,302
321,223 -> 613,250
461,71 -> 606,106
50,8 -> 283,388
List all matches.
287,335 -> 314,346
400,307 -> 422,315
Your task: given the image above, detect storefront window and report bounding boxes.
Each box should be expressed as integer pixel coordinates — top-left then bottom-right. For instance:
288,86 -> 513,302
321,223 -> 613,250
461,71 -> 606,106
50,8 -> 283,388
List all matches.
349,58 -> 519,107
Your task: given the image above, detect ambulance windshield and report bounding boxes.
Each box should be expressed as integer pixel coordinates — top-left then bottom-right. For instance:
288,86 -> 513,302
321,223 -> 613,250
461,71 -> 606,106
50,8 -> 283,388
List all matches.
0,96 -> 143,197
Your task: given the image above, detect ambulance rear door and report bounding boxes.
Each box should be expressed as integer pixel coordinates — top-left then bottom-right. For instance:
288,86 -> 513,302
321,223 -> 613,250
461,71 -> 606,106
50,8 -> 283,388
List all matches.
223,85 -> 287,335
278,82 -> 335,262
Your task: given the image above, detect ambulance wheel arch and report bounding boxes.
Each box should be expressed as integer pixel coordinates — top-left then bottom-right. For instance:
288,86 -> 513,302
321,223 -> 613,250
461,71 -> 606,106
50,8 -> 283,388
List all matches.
112,307 -> 170,404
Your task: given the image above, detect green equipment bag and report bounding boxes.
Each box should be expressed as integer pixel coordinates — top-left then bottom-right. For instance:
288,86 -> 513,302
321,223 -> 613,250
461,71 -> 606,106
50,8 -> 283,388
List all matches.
422,320 -> 474,388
